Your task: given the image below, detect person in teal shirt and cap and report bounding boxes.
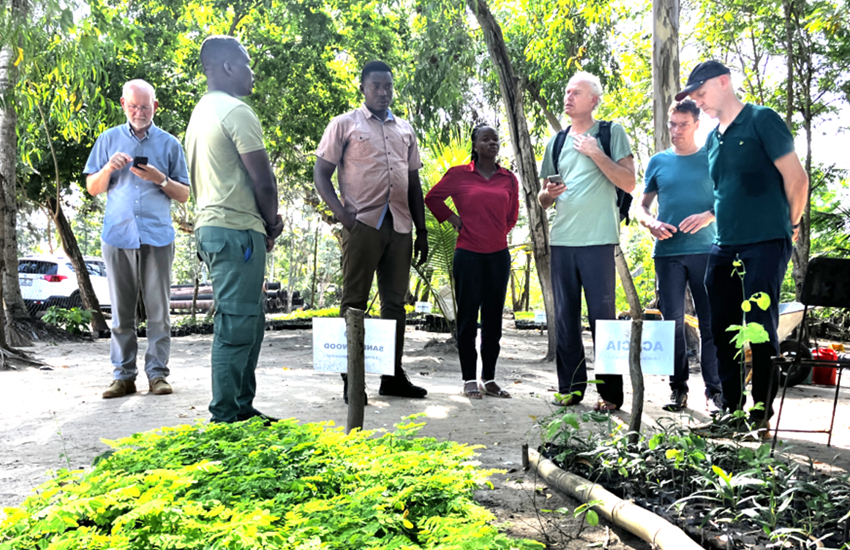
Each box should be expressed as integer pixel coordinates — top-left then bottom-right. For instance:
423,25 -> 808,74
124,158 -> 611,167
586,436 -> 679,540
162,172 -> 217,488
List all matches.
680,60 -> 809,439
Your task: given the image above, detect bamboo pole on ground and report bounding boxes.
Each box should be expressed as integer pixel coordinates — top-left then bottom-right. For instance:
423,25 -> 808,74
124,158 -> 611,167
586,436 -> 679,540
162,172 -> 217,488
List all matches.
345,308 -> 365,434
527,448 -> 702,550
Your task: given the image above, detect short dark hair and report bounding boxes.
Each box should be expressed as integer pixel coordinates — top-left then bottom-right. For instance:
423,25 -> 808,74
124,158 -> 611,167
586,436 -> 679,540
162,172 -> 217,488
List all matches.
361,60 -> 393,83
200,35 -> 244,70
669,99 -> 700,121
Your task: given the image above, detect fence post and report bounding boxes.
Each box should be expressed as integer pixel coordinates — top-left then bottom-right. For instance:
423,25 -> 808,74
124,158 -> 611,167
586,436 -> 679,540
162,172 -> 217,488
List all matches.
345,308 -> 365,434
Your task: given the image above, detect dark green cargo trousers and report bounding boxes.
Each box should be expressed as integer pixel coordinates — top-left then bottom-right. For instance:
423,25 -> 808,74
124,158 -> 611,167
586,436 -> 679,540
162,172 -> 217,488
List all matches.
196,226 -> 266,423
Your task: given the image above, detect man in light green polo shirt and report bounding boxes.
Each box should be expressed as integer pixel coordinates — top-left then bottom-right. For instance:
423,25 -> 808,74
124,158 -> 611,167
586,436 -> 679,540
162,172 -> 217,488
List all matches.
185,35 -> 284,424
538,72 -> 636,412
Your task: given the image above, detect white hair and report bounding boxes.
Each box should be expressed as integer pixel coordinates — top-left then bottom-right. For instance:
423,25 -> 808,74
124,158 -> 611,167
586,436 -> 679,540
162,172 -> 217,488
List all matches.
122,79 -> 156,102
566,71 -> 604,109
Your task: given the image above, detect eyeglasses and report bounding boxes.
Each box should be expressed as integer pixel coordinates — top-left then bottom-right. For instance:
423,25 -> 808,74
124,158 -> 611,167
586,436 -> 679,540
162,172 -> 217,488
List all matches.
126,104 -> 152,113
667,122 -> 693,130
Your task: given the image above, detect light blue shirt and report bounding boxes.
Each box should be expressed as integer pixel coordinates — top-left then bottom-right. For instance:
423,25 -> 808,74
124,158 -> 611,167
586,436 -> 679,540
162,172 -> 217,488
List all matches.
84,122 -> 190,249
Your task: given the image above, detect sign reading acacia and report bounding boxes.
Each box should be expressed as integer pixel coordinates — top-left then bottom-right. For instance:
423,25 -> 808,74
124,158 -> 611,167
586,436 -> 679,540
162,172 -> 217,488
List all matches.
594,320 -> 675,375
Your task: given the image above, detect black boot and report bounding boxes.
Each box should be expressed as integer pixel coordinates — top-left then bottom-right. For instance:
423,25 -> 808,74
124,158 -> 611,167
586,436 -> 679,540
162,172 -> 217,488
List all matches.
342,373 -> 368,405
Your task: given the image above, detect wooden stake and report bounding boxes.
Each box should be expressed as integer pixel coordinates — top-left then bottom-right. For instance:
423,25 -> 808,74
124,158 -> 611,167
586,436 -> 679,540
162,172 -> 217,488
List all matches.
345,308 -> 366,434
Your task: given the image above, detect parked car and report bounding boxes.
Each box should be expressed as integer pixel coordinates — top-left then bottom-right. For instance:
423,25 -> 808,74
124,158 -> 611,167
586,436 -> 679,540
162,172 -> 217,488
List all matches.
18,254 -> 111,315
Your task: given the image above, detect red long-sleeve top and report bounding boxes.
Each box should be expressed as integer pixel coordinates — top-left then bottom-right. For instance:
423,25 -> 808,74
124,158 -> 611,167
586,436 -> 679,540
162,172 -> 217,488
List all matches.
425,162 -> 520,254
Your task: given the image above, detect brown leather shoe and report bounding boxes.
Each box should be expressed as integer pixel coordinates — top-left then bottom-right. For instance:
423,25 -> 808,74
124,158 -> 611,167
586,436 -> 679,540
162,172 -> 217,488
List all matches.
102,379 -> 136,399
149,378 -> 173,395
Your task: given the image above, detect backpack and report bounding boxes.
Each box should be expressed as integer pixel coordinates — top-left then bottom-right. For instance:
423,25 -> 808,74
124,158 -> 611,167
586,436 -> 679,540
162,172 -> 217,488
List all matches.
551,120 -> 633,225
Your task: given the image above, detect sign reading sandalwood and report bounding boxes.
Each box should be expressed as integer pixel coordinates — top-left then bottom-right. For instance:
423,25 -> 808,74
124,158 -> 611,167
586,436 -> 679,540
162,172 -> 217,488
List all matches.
594,320 -> 675,375
312,318 -> 396,375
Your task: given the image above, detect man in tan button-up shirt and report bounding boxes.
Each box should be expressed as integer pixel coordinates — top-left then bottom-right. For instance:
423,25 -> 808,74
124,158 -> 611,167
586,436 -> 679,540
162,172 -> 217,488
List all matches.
314,60 -> 429,403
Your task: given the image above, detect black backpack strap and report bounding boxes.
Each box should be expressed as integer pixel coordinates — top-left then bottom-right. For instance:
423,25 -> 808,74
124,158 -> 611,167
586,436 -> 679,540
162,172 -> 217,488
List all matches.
596,120 -> 612,158
551,126 -> 570,176
596,120 -> 632,225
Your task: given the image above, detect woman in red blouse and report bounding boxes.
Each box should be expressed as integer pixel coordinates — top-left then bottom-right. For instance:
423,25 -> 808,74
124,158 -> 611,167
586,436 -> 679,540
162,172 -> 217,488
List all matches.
425,125 -> 520,399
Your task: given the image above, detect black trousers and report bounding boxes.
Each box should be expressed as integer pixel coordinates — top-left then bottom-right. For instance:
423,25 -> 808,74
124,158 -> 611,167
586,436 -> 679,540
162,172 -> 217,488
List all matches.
340,215 -> 412,378
705,238 -> 792,420
550,245 -> 623,405
453,248 -> 511,381
655,253 -> 721,397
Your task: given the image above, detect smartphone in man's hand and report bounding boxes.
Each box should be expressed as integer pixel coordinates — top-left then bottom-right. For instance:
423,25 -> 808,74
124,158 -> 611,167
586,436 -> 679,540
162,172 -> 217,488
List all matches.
133,156 -> 149,168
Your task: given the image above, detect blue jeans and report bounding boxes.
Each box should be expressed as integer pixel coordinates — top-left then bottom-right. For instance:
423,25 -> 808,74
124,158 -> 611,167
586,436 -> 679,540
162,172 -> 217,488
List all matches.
705,238 -> 792,420
655,254 -> 721,397
550,245 -> 623,405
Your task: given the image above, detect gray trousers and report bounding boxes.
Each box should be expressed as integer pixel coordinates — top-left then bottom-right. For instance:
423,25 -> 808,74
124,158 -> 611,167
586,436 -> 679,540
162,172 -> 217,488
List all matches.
103,241 -> 173,381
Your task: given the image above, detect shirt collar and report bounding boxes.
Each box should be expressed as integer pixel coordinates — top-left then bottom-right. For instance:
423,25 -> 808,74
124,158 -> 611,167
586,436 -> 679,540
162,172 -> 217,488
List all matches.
465,161 -> 509,176
359,103 -> 394,122
125,120 -> 157,141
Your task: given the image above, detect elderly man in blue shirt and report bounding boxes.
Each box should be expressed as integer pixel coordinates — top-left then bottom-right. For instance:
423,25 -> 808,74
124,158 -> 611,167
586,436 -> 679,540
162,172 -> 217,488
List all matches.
84,79 -> 190,399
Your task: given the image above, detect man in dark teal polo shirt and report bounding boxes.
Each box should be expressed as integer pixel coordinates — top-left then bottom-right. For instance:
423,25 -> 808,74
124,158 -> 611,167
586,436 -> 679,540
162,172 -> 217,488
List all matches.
637,99 -> 721,414
678,61 -> 809,436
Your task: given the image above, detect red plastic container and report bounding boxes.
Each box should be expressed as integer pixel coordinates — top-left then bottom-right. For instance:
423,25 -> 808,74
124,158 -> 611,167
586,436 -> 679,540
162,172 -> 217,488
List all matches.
812,348 -> 839,386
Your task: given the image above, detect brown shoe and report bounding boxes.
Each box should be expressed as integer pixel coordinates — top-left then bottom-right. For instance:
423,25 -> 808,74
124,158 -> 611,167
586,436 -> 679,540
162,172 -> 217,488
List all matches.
149,378 -> 173,395
102,379 -> 136,399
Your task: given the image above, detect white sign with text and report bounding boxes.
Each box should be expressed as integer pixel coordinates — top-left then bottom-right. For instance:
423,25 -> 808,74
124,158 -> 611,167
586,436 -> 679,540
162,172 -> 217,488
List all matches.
415,301 -> 432,313
312,318 -> 396,375
594,320 -> 675,375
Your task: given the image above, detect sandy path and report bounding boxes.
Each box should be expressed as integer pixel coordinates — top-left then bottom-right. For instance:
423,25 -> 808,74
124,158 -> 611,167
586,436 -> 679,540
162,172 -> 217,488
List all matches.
2,320 -> 848,547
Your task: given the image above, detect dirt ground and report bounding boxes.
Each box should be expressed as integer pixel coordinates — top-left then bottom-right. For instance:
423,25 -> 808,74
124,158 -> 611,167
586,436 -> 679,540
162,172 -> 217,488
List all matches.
2,319 -> 849,548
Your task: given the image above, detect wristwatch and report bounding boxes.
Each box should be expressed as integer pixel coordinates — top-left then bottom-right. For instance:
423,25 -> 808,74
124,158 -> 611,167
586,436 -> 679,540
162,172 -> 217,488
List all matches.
158,177 -> 168,188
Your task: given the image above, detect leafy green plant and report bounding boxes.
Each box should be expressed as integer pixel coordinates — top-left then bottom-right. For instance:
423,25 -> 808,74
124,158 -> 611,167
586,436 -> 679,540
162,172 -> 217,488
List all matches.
0,418 -> 544,550
540,410 -> 850,548
41,306 -> 92,335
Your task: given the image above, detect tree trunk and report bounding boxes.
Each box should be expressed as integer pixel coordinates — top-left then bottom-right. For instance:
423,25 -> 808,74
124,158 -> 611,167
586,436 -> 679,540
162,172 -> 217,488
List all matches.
615,245 -> 644,440
510,270 -> 518,311
523,252 -> 532,311
527,80 -> 562,133
783,0 -> 794,130
652,0 -> 679,154
48,198 -> 108,333
310,220 -> 319,307
468,0 -> 557,360
791,113 -> 812,299
0,10 -> 31,323
190,264 -> 200,319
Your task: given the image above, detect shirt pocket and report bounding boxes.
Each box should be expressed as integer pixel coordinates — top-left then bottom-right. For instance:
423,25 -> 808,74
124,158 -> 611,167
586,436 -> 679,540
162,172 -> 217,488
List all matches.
346,131 -> 375,159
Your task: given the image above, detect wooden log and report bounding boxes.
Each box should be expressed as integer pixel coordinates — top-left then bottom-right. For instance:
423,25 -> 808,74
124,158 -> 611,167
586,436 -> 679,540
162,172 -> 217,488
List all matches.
528,449 -> 702,550
345,308 -> 366,434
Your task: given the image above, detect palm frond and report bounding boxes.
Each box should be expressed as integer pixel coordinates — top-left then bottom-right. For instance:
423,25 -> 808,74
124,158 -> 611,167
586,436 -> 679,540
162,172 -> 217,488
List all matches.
411,130 -> 472,319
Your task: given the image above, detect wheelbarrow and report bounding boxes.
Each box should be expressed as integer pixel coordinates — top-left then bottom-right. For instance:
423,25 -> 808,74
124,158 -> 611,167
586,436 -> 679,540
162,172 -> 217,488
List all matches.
644,301 -> 811,387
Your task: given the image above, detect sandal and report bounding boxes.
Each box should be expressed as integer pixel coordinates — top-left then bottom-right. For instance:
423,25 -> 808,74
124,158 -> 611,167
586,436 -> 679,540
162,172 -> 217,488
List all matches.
463,380 -> 482,399
478,380 -> 511,399
593,399 -> 620,412
552,393 -> 581,407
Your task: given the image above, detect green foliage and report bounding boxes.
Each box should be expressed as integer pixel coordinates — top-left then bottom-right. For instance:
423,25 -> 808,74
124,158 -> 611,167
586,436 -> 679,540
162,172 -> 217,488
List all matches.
41,306 -> 92,335
411,131 -> 470,320
542,410 -> 850,547
0,419 -> 544,550
269,303 -> 380,321
270,307 -> 341,321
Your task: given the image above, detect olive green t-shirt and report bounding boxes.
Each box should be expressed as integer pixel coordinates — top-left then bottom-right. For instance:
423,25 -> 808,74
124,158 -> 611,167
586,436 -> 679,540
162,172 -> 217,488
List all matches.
706,104 -> 795,246
539,121 -> 633,247
185,91 -> 267,234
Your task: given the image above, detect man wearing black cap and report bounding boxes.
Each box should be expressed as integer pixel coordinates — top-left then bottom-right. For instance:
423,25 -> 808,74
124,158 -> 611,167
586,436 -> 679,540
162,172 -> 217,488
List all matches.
679,60 -> 809,437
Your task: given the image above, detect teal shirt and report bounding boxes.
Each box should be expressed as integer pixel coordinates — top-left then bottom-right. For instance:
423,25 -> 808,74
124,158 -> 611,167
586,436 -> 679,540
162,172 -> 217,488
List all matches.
539,121 -> 633,247
644,147 -> 716,257
706,104 -> 795,246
